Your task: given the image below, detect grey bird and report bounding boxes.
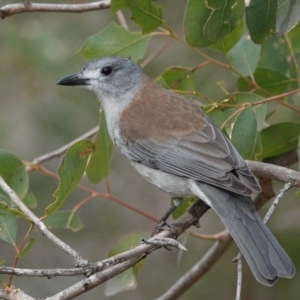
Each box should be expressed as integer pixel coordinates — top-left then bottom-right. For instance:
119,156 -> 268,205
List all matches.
58,56 -> 295,286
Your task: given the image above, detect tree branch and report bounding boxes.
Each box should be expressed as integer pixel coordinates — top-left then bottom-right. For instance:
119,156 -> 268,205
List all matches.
30,125 -> 99,165
246,160 -> 300,187
0,288 -> 35,300
0,177 -> 87,267
0,1 -> 110,19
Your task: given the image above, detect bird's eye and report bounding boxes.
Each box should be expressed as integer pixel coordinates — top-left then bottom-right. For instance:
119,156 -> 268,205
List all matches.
101,66 -> 113,76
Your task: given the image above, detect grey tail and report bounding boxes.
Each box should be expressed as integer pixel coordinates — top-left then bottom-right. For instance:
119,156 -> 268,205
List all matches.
194,182 -> 295,286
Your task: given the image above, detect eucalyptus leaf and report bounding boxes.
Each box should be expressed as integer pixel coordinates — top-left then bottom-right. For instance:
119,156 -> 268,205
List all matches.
246,0 -> 277,44
276,0 -> 300,34
17,238 -> 36,258
231,107 -> 258,159
184,0 -> 244,48
258,122 -> 300,160
79,22 -> 151,62
0,149 -> 29,200
46,139 -> 95,215
0,209 -> 17,245
160,67 -> 195,92
86,112 -> 112,184
229,32 -> 261,76
111,0 -> 163,34
237,68 -> 289,95
44,211 -> 83,232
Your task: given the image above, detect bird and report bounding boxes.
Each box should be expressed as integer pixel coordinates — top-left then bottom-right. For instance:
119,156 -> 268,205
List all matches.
57,56 -> 295,286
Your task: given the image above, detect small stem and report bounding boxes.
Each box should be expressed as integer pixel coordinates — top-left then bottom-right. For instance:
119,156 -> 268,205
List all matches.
7,223 -> 35,287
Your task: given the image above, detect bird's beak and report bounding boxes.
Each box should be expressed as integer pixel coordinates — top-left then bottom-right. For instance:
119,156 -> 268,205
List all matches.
57,73 -> 90,86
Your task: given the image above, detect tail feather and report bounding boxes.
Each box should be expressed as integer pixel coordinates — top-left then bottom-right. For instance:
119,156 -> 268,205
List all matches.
192,182 -> 295,286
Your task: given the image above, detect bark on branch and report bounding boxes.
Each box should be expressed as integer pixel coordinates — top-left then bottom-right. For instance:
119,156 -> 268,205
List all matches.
0,1 -> 110,19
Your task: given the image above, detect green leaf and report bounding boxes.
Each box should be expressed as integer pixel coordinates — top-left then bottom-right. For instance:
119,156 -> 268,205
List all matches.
105,232 -> 148,296
111,0 -> 163,34
0,202 -> 29,219
172,196 -> 198,220
228,93 -> 266,131
276,0 -> 300,34
79,22 -> 151,61
288,22 -> 300,53
237,68 -> 289,95
22,191 -> 37,209
206,107 -> 226,128
46,139 -> 95,215
86,113 -> 112,184
160,67 -> 195,92
156,76 -> 170,89
0,149 -> 29,200
258,122 -> 300,160
258,35 -> 290,75
0,209 -> 17,245
210,20 -> 244,52
231,107 -> 258,159
44,211 -> 83,232
184,0 -> 244,48
17,238 -> 36,258
246,0 -> 277,44
229,31 -> 261,76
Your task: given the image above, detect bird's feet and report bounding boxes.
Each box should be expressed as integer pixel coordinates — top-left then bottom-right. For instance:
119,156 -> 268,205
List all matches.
152,220 -> 178,239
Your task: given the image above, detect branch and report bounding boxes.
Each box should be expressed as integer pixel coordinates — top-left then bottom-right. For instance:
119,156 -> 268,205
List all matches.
0,199 -> 209,300
247,160 -> 300,187
263,179 -> 295,223
0,288 -> 35,300
47,199 -> 209,299
0,1 -> 110,19
0,266 -> 85,277
234,253 -> 243,300
30,125 -> 99,165
0,177 -> 87,267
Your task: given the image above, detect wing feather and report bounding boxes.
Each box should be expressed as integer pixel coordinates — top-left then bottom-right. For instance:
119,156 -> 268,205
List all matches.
121,119 -> 261,196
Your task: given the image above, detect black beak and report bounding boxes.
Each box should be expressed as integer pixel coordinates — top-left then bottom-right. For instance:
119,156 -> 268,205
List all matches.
57,73 -> 90,86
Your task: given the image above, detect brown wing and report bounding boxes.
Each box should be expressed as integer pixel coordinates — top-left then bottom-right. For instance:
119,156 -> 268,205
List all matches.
118,77 -> 261,196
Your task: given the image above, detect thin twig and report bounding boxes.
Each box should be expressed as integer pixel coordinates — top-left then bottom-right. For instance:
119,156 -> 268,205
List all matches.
7,223 -> 35,287
234,253 -> 243,300
0,177 -> 86,266
141,28 -> 184,68
116,10 -> 128,30
0,266 -> 85,277
263,180 -> 294,223
0,1 -> 110,18
30,125 -> 99,165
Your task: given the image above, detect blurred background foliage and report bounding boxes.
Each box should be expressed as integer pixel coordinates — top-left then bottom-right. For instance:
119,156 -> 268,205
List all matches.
0,0 -> 299,299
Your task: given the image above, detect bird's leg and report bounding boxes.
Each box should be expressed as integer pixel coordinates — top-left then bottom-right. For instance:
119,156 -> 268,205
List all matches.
152,197 -> 183,238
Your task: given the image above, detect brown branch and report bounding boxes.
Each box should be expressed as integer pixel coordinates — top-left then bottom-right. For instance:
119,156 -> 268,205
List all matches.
0,1 -> 110,19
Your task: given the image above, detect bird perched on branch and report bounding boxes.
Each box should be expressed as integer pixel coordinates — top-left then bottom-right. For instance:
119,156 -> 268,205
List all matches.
58,56 -> 295,286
